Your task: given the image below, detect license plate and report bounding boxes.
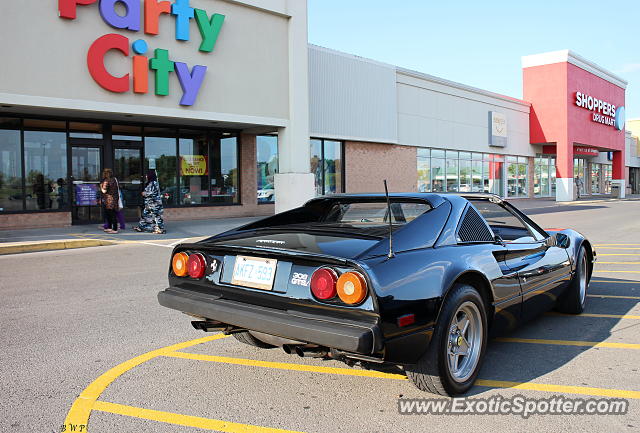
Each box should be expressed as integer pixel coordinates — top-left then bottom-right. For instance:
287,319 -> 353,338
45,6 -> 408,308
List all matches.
231,255 -> 278,290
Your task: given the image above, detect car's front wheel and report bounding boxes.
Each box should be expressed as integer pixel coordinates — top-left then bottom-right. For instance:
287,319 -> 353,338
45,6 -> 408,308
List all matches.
406,284 -> 488,395
556,245 -> 589,314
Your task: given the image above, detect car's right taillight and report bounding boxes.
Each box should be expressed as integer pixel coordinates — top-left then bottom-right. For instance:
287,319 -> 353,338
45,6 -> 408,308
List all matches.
310,268 -> 338,300
337,271 -> 367,305
172,252 -> 189,277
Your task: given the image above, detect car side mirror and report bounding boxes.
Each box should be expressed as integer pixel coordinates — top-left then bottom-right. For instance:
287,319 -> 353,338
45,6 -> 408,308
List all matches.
556,233 -> 570,249
546,233 -> 570,249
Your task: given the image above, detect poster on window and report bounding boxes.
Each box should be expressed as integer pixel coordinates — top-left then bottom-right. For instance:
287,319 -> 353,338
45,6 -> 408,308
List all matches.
75,183 -> 99,206
180,155 -> 209,176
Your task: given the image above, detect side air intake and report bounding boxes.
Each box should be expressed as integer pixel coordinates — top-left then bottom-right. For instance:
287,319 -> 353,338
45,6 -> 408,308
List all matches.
457,205 -> 494,243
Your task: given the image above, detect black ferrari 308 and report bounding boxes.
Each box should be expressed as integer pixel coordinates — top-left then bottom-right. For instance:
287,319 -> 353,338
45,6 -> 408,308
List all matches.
158,192 -> 595,395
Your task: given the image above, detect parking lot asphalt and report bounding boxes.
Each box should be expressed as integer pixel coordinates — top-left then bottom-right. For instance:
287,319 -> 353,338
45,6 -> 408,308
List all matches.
1,199 -> 639,433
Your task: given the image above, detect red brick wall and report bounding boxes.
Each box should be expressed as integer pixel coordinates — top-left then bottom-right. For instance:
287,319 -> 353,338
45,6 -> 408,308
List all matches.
0,212 -> 71,230
345,141 -> 418,193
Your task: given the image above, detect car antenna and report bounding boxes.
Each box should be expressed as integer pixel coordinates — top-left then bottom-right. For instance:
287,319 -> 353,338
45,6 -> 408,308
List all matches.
383,179 -> 395,259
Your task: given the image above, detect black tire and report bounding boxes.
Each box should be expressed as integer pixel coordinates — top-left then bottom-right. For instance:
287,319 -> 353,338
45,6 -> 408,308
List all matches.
232,331 -> 276,349
556,246 -> 588,314
406,284 -> 488,396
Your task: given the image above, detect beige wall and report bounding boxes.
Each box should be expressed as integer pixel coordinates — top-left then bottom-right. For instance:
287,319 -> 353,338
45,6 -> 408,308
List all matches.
345,141 -> 417,193
0,0 -> 290,122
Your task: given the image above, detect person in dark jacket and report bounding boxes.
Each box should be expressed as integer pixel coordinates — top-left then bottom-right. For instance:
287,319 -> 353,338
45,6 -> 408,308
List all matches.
100,168 -> 119,234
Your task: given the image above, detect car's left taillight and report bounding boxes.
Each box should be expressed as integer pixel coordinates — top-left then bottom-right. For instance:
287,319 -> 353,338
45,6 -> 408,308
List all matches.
172,252 -> 189,277
172,252 -> 206,279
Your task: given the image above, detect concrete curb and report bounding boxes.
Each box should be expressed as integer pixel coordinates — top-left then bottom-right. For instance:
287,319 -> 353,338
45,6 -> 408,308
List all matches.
0,239 -> 116,255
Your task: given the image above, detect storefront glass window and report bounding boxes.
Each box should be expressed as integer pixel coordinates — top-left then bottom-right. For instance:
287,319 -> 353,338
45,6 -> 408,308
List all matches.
471,160 -> 482,192
69,122 -> 103,139
591,163 -> 601,194
507,156 -> 528,198
113,125 -> 143,142
446,157 -> 458,192
218,136 -> 239,204
459,159 -> 471,192
310,139 -> 343,195
603,165 -> 612,194
324,140 -> 342,194
431,157 -> 445,192
179,131 -> 209,205
257,135 -> 278,203
24,129 -> 68,211
534,155 -> 553,197
417,148 -> 430,192
487,155 -> 504,196
144,131 -> 177,206
0,121 -> 23,212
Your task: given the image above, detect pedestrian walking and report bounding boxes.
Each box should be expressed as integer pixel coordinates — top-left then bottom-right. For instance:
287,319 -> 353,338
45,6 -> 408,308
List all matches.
575,175 -> 583,199
100,168 -> 120,234
134,169 -> 166,234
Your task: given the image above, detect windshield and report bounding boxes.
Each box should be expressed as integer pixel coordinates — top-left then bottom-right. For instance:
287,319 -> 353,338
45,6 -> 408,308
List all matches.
323,202 -> 431,226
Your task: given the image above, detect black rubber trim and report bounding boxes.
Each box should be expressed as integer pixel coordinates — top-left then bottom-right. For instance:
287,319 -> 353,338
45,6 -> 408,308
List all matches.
158,287 -> 378,354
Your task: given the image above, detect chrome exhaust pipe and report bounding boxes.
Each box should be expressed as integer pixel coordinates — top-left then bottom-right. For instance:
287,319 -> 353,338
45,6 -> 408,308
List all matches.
191,321 -> 226,332
294,345 -> 328,358
282,344 -> 296,355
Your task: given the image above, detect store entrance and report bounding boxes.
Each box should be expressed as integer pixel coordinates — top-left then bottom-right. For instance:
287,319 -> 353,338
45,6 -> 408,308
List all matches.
70,140 -> 103,224
113,142 -> 144,222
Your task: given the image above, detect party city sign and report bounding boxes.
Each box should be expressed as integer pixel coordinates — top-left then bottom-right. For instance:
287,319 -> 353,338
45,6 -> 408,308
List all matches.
58,0 -> 225,106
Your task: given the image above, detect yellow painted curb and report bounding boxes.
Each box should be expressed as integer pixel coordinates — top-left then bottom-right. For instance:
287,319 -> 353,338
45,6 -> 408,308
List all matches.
0,239 -> 116,255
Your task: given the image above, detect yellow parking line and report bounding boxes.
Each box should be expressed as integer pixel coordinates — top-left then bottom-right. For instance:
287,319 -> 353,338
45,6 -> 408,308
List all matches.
494,337 -> 640,350
474,380 -> 640,399
167,351 -> 640,399
595,244 -> 640,247
92,401 -> 302,433
546,312 -> 640,319
164,351 -> 404,379
593,270 -> 640,273
596,245 -> 640,250
597,261 -> 640,264
63,334 -> 229,432
589,293 -> 640,300
591,279 -> 638,284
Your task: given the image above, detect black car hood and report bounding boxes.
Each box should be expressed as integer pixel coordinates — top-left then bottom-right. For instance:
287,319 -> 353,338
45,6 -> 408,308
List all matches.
204,231 -> 381,259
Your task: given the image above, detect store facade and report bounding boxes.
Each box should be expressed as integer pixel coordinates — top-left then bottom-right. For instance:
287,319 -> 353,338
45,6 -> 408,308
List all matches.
0,0 -> 314,229
0,2 -> 634,230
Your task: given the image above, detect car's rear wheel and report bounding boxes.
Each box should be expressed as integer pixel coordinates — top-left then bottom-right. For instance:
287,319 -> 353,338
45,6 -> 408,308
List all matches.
406,283 -> 488,395
556,246 -> 589,314
232,331 -> 276,349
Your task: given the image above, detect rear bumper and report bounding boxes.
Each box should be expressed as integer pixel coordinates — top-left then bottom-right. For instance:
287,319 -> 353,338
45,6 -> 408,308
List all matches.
158,287 -> 380,354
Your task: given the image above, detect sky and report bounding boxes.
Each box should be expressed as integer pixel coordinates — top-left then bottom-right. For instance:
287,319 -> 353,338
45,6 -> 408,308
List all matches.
308,0 -> 640,119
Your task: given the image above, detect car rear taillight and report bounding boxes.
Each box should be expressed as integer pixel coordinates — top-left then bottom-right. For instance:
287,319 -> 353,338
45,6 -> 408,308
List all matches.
310,268 -> 338,300
187,253 -> 206,279
337,271 -> 367,305
172,252 -> 189,277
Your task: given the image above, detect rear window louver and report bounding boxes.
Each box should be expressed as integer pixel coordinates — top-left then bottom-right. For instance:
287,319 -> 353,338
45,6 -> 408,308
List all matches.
457,206 -> 494,243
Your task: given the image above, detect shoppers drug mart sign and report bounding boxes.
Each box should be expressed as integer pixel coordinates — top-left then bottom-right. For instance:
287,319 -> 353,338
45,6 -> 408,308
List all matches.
575,91 -> 625,131
58,0 -> 225,106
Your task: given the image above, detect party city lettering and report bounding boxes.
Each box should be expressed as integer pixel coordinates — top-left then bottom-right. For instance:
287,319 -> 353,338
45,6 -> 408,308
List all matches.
58,0 -> 225,106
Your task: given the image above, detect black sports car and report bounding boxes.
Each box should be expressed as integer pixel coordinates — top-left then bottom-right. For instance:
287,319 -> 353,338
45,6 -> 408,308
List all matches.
158,193 -> 595,395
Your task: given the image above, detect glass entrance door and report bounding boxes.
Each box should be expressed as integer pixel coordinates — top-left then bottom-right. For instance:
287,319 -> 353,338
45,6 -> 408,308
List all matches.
113,145 -> 143,221
70,144 -> 102,224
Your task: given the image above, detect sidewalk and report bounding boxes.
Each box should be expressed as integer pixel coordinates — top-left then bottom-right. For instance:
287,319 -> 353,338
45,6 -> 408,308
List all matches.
0,216 -> 261,255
